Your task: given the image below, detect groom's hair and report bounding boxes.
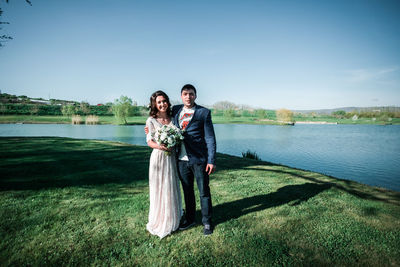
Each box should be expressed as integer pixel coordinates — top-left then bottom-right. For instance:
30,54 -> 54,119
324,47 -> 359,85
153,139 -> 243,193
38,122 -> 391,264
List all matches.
181,84 -> 197,95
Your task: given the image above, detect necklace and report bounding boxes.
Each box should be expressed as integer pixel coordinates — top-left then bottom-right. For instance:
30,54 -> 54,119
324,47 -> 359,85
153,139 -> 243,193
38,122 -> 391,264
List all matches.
157,116 -> 170,125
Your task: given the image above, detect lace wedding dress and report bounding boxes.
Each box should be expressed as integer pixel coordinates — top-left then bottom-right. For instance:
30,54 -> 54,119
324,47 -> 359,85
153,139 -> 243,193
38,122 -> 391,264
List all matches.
146,117 -> 182,239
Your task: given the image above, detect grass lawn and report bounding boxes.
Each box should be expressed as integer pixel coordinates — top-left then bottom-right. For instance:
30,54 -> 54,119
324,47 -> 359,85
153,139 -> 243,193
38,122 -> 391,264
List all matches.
1,137 -> 399,266
0,115 -> 147,125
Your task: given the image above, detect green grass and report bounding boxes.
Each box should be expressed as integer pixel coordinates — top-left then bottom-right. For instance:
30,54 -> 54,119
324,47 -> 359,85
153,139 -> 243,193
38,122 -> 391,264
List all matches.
1,137 -> 400,266
0,115 -> 147,125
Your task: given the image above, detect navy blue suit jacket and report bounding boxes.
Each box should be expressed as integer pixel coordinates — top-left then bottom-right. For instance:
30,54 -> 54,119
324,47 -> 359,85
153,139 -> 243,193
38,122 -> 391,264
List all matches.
172,104 -> 216,165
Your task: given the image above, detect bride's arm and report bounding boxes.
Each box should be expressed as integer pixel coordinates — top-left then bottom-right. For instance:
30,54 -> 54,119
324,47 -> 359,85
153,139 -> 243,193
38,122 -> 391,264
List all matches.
147,139 -> 169,151
146,119 -> 170,151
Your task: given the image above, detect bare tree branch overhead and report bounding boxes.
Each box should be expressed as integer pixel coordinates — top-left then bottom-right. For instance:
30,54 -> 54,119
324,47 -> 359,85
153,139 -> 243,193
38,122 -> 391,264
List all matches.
0,0 -> 32,47
5,0 -> 32,5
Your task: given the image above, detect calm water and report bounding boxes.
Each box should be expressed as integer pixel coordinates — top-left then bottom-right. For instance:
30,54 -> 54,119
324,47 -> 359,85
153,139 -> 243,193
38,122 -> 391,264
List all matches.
1,123 -> 399,191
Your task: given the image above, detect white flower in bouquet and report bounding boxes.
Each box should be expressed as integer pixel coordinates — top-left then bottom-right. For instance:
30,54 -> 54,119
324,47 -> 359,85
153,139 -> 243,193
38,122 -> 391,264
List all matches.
155,124 -> 184,155
160,132 -> 168,141
168,137 -> 174,146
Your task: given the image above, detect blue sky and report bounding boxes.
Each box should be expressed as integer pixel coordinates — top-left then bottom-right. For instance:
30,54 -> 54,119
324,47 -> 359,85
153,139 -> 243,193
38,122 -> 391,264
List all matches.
0,0 -> 399,109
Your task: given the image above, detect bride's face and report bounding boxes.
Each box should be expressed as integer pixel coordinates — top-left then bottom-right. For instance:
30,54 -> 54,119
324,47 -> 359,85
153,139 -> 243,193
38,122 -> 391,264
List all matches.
155,95 -> 169,113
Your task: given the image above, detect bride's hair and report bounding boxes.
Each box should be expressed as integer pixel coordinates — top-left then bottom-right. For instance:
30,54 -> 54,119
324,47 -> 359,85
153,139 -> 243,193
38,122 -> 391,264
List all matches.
149,90 -> 172,118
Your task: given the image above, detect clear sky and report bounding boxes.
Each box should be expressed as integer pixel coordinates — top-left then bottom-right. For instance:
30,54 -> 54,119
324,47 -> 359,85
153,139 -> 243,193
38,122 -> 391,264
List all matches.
0,0 -> 399,109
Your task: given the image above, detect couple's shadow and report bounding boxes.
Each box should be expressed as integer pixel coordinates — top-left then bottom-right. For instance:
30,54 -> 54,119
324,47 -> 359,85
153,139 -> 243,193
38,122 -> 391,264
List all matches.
199,182 -> 331,226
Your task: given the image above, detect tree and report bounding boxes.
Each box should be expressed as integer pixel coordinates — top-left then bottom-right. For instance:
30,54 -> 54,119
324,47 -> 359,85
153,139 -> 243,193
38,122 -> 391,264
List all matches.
256,109 -> 267,119
223,108 -> 235,119
18,95 -> 29,104
0,103 -> 7,115
241,109 -> 253,117
130,100 -> 141,116
112,96 -> 134,124
332,110 -> 346,119
276,108 -> 294,123
61,104 -> 75,117
79,101 -> 90,115
30,104 -> 39,116
213,101 -> 237,110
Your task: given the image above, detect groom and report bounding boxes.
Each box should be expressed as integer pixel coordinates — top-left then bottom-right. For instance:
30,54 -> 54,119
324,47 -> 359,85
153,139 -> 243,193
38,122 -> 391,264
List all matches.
173,84 -> 216,235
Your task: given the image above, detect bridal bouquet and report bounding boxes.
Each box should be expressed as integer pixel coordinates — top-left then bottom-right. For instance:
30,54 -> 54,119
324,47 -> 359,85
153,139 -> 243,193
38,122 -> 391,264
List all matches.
155,124 -> 184,156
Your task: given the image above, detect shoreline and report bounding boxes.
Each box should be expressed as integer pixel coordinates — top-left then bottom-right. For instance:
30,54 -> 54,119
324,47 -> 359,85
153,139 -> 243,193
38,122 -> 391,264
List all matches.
295,121 -> 338,125
1,121 -> 397,126
0,115 -> 398,125
0,134 -> 398,191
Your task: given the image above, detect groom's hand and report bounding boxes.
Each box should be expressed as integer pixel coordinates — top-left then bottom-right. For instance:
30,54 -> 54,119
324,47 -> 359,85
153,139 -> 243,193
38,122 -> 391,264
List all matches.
206,164 -> 216,175
144,126 -> 149,135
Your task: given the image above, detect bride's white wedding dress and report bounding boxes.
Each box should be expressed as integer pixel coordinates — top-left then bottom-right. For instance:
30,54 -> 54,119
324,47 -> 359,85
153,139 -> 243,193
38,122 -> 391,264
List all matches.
146,117 -> 182,239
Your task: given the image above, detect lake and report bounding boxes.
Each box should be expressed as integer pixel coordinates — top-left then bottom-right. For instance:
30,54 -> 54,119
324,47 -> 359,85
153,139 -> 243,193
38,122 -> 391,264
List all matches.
1,123 -> 399,192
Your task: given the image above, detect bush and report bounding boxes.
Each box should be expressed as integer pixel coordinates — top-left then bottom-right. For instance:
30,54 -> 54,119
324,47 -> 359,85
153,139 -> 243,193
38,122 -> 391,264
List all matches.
79,102 -> 91,115
0,104 -> 63,115
256,109 -> 267,119
332,110 -> 346,118
89,105 -> 113,116
242,150 -> 261,160
85,115 -> 99,125
61,105 -> 75,117
37,105 -> 63,115
212,109 -> 224,116
276,109 -> 294,123
241,110 -> 254,117
223,109 -> 235,119
71,115 -> 83,124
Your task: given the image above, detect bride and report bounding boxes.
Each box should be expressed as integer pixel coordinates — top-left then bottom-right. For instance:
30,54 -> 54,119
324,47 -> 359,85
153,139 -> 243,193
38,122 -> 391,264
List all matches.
145,90 -> 182,239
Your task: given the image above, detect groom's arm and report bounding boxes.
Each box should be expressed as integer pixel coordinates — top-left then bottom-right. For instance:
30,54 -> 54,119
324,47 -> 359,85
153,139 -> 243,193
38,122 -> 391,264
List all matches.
204,109 -> 216,174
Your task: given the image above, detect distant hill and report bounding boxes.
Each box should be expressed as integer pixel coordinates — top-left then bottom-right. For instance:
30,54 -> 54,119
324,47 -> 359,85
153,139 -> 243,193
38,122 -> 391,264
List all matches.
293,106 -> 400,114
0,93 -> 78,106
1,92 -> 399,115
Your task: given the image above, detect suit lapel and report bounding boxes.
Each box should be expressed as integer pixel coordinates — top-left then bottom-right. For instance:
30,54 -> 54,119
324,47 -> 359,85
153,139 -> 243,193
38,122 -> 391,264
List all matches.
175,105 -> 184,129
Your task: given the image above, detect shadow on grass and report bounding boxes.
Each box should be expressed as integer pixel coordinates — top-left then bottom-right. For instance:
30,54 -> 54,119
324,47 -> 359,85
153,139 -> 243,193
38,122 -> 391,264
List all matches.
215,153 -> 400,206
213,182 -> 332,226
2,136 -> 399,210
257,168 -> 400,205
0,137 -> 151,190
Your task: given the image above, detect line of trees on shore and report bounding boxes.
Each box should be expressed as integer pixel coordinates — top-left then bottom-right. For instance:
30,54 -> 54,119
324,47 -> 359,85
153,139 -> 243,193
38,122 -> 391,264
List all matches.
210,101 -> 400,122
211,101 -> 295,123
1,93 -> 399,124
0,94 -> 296,123
0,93 -> 147,120
330,109 -> 400,119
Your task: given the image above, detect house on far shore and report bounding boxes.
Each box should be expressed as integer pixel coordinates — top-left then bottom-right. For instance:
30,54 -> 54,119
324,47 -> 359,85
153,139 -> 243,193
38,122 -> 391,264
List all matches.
29,99 -> 51,105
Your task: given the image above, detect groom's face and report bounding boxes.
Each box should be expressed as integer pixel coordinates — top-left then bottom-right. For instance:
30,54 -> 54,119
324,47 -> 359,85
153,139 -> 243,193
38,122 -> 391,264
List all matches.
181,89 -> 196,108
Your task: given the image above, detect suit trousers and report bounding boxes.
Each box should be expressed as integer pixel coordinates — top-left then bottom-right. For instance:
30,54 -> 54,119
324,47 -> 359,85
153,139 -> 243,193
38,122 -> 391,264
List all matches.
178,160 -> 212,225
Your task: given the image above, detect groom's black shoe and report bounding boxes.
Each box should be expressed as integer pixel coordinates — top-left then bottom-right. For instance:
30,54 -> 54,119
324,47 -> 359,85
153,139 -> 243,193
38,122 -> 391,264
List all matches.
203,224 -> 213,235
179,220 -> 196,231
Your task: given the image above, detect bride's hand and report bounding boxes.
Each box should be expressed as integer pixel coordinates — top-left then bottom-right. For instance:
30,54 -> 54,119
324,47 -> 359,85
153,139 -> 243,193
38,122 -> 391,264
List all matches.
159,144 -> 171,151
